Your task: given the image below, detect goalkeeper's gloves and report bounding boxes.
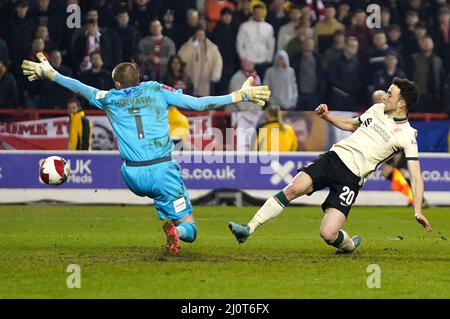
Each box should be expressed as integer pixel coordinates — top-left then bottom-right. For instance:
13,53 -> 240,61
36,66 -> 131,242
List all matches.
21,52 -> 59,82
230,76 -> 270,107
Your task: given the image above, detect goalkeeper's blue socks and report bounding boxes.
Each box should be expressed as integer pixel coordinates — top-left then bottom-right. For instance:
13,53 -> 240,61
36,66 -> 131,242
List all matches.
176,222 -> 197,243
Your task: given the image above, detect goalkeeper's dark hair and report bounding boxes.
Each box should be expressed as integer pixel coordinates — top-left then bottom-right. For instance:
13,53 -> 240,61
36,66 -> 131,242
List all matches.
112,62 -> 139,88
392,77 -> 418,112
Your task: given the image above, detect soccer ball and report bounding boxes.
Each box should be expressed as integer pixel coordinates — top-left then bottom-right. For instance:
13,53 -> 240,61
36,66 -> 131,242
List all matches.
39,156 -> 70,186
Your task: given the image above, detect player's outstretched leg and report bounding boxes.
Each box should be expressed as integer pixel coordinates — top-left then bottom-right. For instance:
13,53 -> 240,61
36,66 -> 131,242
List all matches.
229,172 -> 314,244
320,208 -> 361,254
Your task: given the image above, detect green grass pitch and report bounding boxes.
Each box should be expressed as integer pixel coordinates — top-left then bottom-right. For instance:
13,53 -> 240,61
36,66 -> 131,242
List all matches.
0,205 -> 449,298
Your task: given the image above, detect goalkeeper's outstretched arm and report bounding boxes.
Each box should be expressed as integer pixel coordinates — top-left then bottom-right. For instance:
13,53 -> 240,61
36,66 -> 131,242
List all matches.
315,104 -> 360,132
22,52 -> 99,103
161,76 -> 270,111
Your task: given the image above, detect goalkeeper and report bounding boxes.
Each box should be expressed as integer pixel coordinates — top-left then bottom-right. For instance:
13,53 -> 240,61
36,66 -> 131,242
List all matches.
22,53 -> 270,256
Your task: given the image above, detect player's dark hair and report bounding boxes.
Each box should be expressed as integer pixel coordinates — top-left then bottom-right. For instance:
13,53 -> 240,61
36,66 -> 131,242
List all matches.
392,77 -> 418,111
112,62 -> 139,88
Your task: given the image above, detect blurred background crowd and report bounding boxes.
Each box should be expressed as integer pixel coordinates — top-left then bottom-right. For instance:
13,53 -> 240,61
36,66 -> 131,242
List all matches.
0,0 -> 449,115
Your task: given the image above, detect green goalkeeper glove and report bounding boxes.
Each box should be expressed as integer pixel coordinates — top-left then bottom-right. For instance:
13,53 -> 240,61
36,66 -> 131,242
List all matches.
230,76 -> 270,107
21,52 -> 59,82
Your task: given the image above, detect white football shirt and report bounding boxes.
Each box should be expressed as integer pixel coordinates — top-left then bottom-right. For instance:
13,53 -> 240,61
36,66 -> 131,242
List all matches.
330,103 -> 419,185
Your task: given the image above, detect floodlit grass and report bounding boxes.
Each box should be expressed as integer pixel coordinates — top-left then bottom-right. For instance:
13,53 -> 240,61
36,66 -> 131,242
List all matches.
0,205 -> 449,298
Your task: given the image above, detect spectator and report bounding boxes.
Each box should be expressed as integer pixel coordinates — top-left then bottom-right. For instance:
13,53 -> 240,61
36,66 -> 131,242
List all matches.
137,19 -> 176,81
277,4 -> 302,51
178,27 -> 223,96
401,11 -> 420,56
32,0 -> 64,50
24,38 -> 49,108
162,54 -> 193,95
70,8 -> 122,67
179,9 -> 201,48
72,20 -> 113,73
161,9 -> 182,50
67,98 -> 92,151
380,6 -> 392,32
210,7 -> 239,95
285,19 -> 311,60
79,52 -> 114,92
387,24 -> 404,52
313,4 -> 345,54
91,0 -> 120,29
255,104 -> 298,152
70,9 -> 101,52
346,9 -> 372,58
228,58 -> 263,151
336,2 -> 352,27
237,3 -> 275,79
328,36 -> 363,112
130,0 -> 160,37
263,50 -> 298,110
432,6 -> 450,72
4,0 -> 34,76
366,30 -> 398,85
405,0 -> 429,22
0,60 -> 18,108
161,0 -> 197,29
372,51 -> 407,93
205,0 -> 235,32
266,0 -> 289,37
291,38 -> 325,111
113,9 -> 141,62
322,30 -> 346,71
38,49 -> 73,109
411,35 -> 445,112
235,0 -> 253,28
35,25 -> 58,53
28,38 -> 48,61
0,37 -> 10,67
304,0 -> 325,23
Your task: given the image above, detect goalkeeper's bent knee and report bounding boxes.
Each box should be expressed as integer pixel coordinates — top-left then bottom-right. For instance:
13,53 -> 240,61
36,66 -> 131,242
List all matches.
176,222 -> 197,243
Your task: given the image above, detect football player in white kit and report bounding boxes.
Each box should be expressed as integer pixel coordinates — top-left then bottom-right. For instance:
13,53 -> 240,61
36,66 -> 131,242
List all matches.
229,78 -> 432,254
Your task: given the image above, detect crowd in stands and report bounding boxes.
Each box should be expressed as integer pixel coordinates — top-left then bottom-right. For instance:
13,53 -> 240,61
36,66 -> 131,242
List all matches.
0,0 -> 450,115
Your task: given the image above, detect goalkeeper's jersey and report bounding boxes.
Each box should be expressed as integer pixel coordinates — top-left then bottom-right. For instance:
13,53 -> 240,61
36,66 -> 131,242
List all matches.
86,81 -> 231,162
330,103 -> 419,185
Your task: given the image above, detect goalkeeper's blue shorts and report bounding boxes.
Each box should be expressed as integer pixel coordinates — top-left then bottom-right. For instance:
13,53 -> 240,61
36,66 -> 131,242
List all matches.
121,157 -> 193,221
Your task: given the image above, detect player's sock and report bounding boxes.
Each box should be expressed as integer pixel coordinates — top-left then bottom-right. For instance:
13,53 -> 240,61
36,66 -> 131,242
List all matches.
247,191 -> 289,234
176,222 -> 197,243
330,230 -> 355,252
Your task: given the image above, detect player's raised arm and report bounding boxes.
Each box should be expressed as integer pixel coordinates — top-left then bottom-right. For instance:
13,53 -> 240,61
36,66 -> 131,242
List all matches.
161,76 -> 270,111
315,104 -> 360,132
21,52 -> 104,109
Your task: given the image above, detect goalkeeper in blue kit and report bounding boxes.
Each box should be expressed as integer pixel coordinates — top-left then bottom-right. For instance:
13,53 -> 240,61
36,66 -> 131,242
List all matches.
22,53 -> 270,256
